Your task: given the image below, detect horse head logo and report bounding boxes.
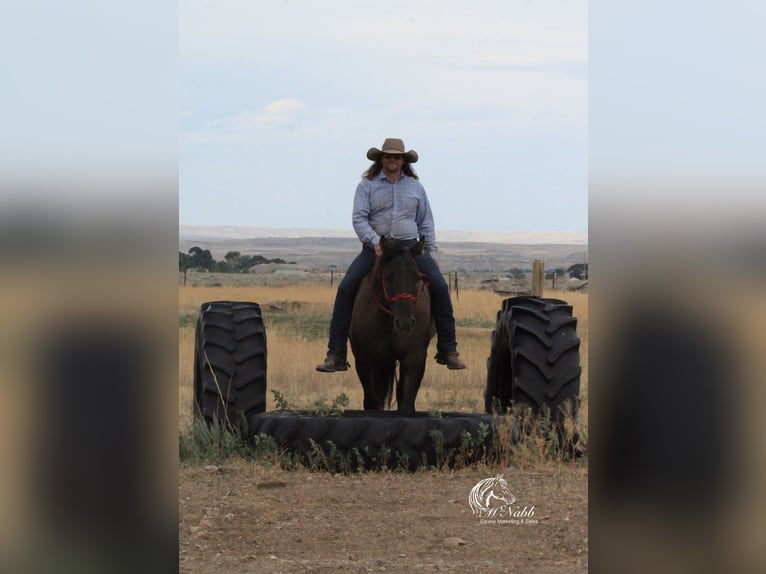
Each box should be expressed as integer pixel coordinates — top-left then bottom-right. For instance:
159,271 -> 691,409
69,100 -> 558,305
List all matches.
468,474 -> 516,518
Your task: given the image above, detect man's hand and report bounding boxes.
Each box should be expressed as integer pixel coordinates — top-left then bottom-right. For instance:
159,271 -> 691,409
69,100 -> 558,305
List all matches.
374,243 -> 382,256
432,257 -> 440,269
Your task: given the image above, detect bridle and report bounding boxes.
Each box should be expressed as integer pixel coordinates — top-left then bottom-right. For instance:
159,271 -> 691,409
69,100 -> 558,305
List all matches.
375,265 -> 427,317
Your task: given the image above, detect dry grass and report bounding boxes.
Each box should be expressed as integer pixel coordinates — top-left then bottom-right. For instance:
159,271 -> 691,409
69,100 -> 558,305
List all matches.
179,283 -> 588,442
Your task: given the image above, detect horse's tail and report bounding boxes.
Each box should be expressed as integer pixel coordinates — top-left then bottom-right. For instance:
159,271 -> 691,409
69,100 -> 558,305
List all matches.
385,362 -> 397,409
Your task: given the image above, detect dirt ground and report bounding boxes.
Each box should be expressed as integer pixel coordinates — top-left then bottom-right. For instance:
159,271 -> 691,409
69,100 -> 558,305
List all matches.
179,461 -> 588,573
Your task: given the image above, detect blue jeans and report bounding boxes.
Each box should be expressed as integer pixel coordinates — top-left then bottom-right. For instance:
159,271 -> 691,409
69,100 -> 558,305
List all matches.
327,245 -> 458,357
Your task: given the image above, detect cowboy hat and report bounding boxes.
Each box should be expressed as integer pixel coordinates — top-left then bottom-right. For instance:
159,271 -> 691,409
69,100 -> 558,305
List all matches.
366,138 -> 418,163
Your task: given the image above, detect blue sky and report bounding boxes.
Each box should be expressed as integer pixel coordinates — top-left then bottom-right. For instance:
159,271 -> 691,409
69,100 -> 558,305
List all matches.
179,0 -> 587,233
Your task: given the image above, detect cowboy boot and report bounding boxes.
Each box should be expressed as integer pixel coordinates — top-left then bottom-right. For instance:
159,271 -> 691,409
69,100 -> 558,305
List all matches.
315,354 -> 350,373
435,351 -> 467,370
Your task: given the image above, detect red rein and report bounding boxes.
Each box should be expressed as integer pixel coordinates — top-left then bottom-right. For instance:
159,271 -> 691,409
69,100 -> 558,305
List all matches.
376,267 -> 426,316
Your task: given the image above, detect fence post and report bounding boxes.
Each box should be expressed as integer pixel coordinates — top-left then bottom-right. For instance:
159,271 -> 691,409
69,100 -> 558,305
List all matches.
454,272 -> 459,301
330,269 -> 334,288
532,259 -> 544,296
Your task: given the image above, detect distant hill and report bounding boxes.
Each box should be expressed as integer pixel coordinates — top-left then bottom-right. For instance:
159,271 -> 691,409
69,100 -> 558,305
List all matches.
179,226 -> 588,273
180,225 -> 587,246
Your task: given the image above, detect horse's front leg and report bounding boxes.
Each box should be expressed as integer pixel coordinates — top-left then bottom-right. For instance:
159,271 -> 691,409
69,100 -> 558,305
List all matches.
397,353 -> 427,416
355,357 -> 380,410
357,357 -> 393,411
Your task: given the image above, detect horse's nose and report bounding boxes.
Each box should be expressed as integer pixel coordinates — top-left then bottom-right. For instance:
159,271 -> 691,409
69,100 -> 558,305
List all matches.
394,316 -> 416,334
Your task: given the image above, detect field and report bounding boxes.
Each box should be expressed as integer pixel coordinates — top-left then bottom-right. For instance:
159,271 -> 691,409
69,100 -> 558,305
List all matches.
178,274 -> 589,573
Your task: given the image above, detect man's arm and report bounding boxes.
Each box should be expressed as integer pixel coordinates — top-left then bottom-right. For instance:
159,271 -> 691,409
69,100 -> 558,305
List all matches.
416,184 -> 438,254
352,180 -> 380,248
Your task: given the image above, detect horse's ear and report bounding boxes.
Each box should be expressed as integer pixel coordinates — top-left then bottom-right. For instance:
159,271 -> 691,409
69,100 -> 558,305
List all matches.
412,236 -> 425,256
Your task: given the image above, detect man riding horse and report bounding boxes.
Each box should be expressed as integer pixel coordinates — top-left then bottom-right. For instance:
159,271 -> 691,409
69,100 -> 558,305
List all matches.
317,138 -> 466,373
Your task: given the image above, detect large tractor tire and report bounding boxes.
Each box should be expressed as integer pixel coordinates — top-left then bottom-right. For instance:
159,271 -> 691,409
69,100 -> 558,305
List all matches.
485,296 -> 581,418
251,410 -> 500,471
193,301 -> 267,431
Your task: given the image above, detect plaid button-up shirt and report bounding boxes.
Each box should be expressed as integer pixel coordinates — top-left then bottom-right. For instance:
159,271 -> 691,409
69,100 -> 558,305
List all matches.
351,171 -> 438,253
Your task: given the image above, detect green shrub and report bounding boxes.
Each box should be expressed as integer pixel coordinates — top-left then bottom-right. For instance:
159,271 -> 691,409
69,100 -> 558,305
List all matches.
179,414 -> 251,464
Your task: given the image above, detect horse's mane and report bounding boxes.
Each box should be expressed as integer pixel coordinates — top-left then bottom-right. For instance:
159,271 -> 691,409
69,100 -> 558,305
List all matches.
378,238 -> 424,268
379,239 -> 410,260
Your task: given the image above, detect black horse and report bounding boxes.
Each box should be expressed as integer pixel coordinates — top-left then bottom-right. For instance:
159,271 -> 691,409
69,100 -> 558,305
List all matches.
349,237 -> 435,415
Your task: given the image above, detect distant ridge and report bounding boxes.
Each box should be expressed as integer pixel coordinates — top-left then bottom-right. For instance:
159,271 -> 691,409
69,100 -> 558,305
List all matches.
179,225 -> 587,246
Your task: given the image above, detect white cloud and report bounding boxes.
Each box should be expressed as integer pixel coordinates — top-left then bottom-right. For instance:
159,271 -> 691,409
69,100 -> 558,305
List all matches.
263,98 -> 306,115
211,98 -> 309,130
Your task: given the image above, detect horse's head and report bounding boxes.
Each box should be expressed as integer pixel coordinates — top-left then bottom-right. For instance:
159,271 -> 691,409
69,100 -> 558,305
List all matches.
491,476 -> 516,506
378,236 -> 426,336
469,475 -> 517,518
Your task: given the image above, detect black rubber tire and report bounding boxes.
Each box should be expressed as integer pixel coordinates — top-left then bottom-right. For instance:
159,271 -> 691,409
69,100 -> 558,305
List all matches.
485,307 -> 513,414
193,301 -> 267,431
485,296 -> 581,417
251,410 -> 498,470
